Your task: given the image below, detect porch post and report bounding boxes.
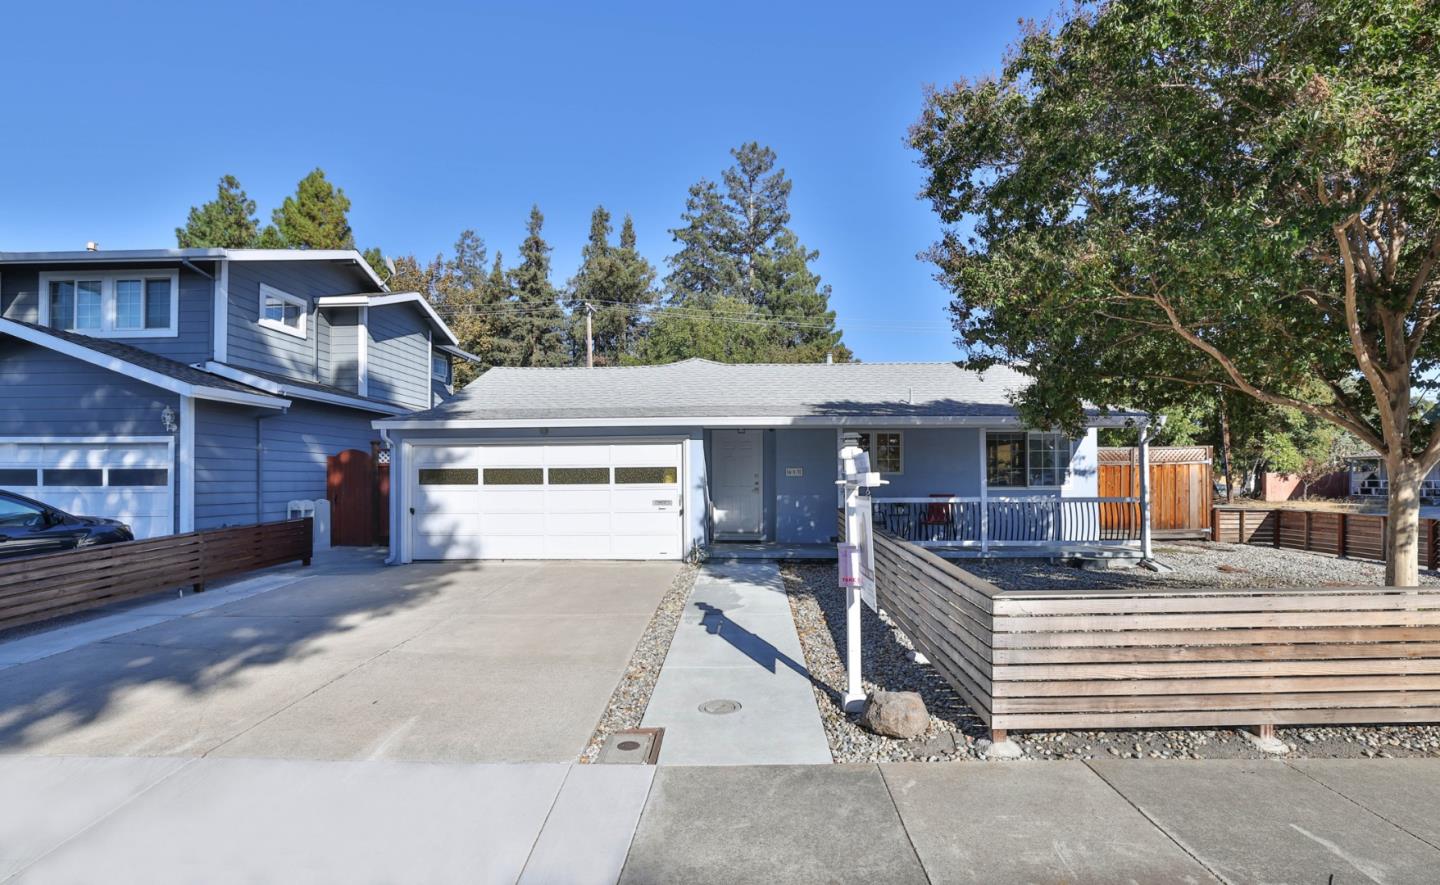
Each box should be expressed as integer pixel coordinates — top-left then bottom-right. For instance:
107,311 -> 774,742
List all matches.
979,428 -> 989,554
1138,418 -> 1154,560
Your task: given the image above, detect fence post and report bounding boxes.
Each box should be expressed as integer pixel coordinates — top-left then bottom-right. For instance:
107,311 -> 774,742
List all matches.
1238,509 -> 1246,544
1273,511 -> 1282,548
1304,511 -> 1313,553
1338,512 -> 1347,558
1211,506 -> 1220,542
193,529 -> 206,593
1429,520 -> 1437,571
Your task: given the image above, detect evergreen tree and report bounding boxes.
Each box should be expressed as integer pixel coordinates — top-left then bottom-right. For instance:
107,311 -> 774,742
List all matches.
362,246 -> 388,281
270,168 -> 355,250
176,175 -> 261,248
566,208 -> 659,365
652,143 -> 848,363
503,207 -> 566,367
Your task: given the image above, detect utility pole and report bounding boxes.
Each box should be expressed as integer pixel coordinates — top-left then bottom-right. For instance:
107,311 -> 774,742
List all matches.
585,302 -> 595,368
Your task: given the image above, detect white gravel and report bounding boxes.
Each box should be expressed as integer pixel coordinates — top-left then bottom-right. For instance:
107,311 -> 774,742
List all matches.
581,564 -> 698,762
783,560 -> 1440,763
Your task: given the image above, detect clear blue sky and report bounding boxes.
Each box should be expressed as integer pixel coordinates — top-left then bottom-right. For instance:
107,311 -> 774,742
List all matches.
0,0 -> 1053,362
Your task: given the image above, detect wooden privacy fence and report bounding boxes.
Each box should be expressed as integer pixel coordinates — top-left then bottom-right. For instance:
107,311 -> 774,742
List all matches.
1212,506 -> 1440,569
872,527 -> 1440,738
1099,446 -> 1212,538
0,518 -> 313,633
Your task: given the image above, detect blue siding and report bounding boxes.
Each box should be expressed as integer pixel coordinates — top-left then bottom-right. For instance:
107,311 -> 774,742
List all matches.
0,339 -> 179,436
773,429 -> 840,544
366,304 -> 431,409
327,307 -> 360,392
226,260 -> 366,381
194,401 -> 262,528
880,429 -> 983,498
0,264 -> 214,364
258,401 -> 379,523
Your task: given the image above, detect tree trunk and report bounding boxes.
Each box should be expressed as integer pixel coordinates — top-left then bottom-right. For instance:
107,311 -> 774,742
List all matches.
1219,396 -> 1234,504
1385,457 -> 1424,587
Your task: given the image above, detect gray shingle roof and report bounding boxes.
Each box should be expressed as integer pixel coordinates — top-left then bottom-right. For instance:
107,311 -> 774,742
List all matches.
394,358 -> 1131,423
233,366 -> 409,413
2,320 -> 273,396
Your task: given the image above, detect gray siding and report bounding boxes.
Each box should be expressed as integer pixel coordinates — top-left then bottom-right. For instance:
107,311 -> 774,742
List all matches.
327,308 -> 360,393
225,260 -> 366,381
366,304 -> 430,409
0,339 -> 179,436
0,263 -> 214,364
194,401 -> 262,528
258,401 -> 380,523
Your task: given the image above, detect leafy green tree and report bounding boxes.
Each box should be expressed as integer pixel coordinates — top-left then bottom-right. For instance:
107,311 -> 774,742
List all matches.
176,175 -> 262,248
500,206 -> 567,367
387,233 -> 499,386
656,143 -> 848,363
270,168 -> 355,250
910,0 -> 1440,584
566,208 -> 660,365
631,296 -> 778,364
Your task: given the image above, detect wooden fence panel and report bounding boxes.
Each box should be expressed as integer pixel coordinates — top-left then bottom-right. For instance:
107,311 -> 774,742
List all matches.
1212,506 -> 1434,567
1099,450 -> 1211,536
0,519 -> 312,633
870,527 -> 1440,736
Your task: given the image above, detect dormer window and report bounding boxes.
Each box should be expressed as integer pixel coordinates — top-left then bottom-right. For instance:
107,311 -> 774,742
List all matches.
39,271 -> 178,338
258,284 -> 307,338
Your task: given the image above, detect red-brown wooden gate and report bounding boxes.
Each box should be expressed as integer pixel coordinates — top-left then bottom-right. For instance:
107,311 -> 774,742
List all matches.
327,448 -> 374,546
1098,446 -> 1213,538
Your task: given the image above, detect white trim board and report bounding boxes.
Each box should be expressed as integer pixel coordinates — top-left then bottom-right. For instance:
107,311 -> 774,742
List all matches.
36,269 -> 182,339
257,283 -> 307,339
0,318 -> 289,409
213,259 -> 229,362
200,361 -> 407,415
316,291 -> 459,346
373,414 -> 1139,431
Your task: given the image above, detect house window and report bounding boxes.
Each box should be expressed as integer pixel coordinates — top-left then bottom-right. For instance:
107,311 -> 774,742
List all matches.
40,271 -> 178,337
850,431 -> 903,474
985,432 -> 1073,488
258,284 -> 307,338
432,354 -> 450,382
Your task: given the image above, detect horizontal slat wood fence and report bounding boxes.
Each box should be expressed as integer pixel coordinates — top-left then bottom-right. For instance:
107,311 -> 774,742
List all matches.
0,519 -> 312,633
872,526 -> 1440,736
1212,506 -> 1440,568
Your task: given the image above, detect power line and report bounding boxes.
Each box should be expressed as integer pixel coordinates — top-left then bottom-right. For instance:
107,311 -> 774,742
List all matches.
425,297 -> 951,333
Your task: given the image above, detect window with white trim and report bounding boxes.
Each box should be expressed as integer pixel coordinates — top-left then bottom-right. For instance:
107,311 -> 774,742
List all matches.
258,284 -> 307,338
850,430 -> 903,474
40,270 -> 178,337
431,354 -> 450,382
985,431 -> 1073,488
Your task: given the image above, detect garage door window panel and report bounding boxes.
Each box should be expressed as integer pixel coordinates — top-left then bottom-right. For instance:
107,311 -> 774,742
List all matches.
615,466 -> 677,484
0,469 -> 38,486
44,469 -> 103,486
418,468 -> 478,485
484,467 -> 543,485
548,467 -> 610,484
109,468 -> 169,487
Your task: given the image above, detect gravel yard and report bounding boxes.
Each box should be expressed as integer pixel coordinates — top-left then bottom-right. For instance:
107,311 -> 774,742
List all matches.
963,540 -> 1440,591
581,564 -> 698,763
782,560 -> 1440,763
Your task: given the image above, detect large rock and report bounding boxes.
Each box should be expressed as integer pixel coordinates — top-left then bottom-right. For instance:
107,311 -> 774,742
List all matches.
858,691 -> 929,739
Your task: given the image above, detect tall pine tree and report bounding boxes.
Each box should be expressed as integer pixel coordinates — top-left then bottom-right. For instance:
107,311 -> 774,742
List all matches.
500,206 -> 566,367
269,168 -> 355,250
647,143 -> 848,363
566,207 -> 659,365
176,175 -> 262,248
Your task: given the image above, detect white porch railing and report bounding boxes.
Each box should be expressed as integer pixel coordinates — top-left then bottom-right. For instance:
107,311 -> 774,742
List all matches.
870,496 -> 1142,551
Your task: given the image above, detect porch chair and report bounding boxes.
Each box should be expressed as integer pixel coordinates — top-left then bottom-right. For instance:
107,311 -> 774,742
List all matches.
921,493 -> 957,542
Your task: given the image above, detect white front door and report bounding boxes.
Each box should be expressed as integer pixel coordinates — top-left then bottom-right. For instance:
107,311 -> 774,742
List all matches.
711,429 -> 763,539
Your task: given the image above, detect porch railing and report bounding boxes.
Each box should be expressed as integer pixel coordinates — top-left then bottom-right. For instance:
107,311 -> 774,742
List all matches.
870,496 -> 1141,550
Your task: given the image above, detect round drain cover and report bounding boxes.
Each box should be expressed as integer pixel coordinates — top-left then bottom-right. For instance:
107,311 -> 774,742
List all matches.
699,699 -> 742,715
617,740 -> 641,751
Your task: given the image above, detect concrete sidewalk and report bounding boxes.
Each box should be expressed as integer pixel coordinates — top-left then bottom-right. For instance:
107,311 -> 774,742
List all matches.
6,756 -> 1440,883
640,561 -> 831,765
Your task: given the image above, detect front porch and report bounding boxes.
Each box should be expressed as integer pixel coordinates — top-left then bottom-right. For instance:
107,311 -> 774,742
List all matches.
702,424 -> 1151,559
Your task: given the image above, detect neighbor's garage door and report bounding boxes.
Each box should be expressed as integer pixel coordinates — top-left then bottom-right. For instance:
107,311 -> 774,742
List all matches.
410,442 -> 682,560
0,441 -> 173,539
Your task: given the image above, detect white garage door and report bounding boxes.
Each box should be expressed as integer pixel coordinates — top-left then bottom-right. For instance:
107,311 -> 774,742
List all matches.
0,440 -> 173,539
410,442 -> 683,560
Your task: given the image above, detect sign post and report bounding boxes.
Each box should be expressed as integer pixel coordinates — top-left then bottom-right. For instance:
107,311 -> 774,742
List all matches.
837,435 -> 886,713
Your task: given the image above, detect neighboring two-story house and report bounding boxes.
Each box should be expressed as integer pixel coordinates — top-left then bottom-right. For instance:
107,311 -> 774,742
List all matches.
0,248 -> 472,539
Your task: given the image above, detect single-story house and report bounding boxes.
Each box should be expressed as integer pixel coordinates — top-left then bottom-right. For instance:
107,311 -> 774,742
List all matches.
1346,452 -> 1440,503
374,359 -> 1147,562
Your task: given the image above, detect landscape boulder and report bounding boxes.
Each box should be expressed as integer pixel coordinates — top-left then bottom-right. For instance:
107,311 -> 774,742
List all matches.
858,691 -> 929,739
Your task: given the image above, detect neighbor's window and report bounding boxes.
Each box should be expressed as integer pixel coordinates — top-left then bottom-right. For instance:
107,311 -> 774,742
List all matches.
432,354 -> 450,382
42,271 -> 178,336
985,432 -> 1072,488
615,466 -> 677,484
258,284 -> 307,338
850,431 -> 903,474
418,468 -> 478,485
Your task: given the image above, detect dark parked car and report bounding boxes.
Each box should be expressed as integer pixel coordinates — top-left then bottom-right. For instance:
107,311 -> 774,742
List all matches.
0,490 -> 134,560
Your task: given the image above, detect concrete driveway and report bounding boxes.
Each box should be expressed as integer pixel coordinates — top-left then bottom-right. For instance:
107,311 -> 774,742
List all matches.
0,555 -> 679,763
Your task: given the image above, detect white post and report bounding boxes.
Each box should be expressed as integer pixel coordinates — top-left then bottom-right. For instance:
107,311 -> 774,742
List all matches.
978,428 -> 989,554
843,479 -> 865,712
1138,419 -> 1154,560
836,433 -> 884,713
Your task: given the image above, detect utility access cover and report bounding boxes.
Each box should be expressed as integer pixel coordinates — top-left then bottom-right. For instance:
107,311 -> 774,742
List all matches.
698,699 -> 742,715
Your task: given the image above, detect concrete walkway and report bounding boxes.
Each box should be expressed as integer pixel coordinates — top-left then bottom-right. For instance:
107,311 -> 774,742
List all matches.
6,756 -> 1440,883
640,561 -> 831,765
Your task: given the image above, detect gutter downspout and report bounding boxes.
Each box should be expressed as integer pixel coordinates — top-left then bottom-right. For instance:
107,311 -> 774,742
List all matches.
379,428 -> 399,565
